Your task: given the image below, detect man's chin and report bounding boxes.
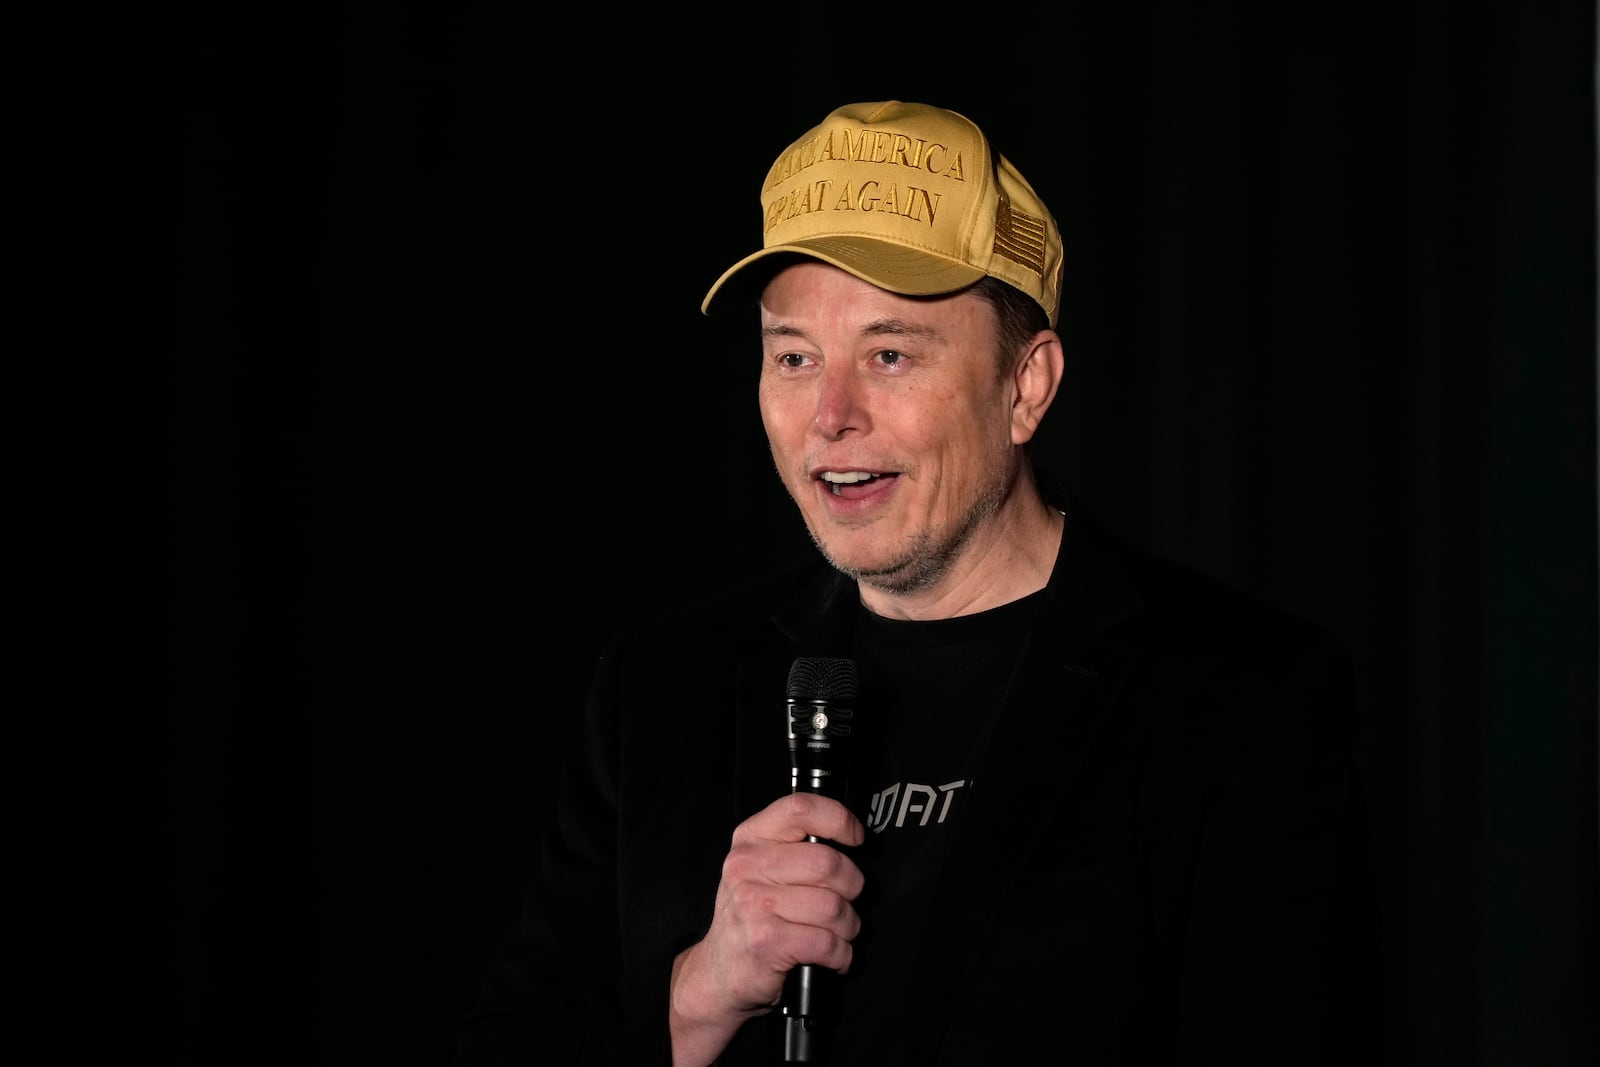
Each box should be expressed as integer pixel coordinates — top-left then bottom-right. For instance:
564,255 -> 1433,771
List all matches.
812,547 -> 889,579
812,536 -> 896,576
817,545 -> 927,593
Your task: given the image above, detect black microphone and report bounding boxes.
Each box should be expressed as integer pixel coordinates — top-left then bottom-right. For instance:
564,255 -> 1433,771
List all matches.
781,656 -> 858,1065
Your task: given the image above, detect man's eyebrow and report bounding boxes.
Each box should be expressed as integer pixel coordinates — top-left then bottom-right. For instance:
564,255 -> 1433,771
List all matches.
761,322 -> 807,341
862,317 -> 944,341
760,318 -> 946,342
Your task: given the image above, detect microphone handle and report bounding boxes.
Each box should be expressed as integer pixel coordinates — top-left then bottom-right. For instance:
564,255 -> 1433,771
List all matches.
783,949 -> 826,1063
784,778 -> 832,1061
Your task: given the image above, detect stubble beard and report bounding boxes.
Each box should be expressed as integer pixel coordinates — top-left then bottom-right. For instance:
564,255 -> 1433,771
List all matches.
807,466 -> 1012,597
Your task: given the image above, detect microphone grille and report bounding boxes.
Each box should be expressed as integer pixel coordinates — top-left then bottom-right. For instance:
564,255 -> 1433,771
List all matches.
786,657 -> 859,701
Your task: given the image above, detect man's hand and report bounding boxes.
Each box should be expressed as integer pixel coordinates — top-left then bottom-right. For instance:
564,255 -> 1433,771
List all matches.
667,792 -> 866,1066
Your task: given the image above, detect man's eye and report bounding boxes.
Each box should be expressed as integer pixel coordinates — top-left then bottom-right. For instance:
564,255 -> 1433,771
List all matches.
778,352 -> 811,368
874,349 -> 907,367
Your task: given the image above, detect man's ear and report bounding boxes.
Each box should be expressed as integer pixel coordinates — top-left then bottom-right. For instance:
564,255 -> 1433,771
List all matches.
1010,329 -> 1064,446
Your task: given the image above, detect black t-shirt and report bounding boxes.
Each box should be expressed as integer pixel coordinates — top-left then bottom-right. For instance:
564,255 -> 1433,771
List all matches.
824,590 -> 1047,1057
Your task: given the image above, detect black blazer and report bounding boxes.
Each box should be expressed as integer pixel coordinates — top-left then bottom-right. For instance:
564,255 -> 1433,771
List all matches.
454,492 -> 1386,1065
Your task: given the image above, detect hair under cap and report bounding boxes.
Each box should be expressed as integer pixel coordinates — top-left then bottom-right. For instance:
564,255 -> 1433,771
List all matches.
701,100 -> 1063,326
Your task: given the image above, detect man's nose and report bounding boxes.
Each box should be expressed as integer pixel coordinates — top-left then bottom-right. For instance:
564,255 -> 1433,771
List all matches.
813,366 -> 867,438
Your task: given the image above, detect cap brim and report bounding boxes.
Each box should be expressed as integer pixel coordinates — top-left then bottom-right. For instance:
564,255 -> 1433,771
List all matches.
701,237 -> 986,316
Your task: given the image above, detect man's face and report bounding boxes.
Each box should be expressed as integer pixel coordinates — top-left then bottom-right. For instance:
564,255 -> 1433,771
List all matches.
758,260 -> 1024,596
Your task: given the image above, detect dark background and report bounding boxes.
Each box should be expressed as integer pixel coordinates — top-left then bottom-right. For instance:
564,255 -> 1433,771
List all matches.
13,1 -> 1597,1063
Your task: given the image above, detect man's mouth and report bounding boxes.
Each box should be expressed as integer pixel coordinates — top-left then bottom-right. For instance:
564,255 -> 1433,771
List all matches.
820,471 -> 894,497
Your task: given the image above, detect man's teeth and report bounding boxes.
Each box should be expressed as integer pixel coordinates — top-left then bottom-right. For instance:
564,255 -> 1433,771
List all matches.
822,471 -> 877,496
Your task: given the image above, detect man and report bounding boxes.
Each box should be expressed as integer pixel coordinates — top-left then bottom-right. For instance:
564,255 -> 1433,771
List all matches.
454,100 -> 1385,1065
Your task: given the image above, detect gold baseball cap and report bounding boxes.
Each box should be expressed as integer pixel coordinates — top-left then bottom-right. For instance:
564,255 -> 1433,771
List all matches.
702,100 -> 1063,326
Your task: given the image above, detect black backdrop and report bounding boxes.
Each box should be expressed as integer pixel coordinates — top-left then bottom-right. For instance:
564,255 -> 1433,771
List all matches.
15,2 -> 1598,1063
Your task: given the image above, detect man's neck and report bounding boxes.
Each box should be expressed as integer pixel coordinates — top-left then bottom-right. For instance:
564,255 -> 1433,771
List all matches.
857,488 -> 1065,622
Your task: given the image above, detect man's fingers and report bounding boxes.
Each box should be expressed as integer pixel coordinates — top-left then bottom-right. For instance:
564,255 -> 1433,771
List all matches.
734,792 -> 865,848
